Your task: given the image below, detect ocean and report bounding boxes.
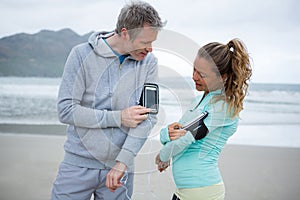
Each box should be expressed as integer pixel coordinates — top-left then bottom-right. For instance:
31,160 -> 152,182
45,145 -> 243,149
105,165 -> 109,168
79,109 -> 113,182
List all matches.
0,77 -> 300,147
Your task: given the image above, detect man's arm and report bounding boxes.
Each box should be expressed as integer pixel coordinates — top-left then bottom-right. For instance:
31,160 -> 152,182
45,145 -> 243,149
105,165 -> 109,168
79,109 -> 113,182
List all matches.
106,57 -> 158,191
116,114 -> 157,168
115,57 -> 159,169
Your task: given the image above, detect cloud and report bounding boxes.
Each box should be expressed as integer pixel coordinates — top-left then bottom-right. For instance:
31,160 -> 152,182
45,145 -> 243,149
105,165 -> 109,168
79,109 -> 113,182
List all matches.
0,0 -> 122,36
0,0 -> 299,83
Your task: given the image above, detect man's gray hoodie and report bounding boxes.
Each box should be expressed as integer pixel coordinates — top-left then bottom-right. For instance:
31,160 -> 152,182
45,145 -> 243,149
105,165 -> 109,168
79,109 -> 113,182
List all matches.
57,31 -> 158,171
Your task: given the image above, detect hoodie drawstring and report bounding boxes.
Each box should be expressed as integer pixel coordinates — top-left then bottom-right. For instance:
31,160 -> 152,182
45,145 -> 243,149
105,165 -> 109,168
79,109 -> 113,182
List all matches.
135,64 -> 139,105
108,65 -> 113,97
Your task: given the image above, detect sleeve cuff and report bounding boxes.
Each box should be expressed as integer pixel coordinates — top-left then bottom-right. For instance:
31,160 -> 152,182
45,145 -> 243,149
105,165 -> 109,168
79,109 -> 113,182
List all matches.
116,149 -> 135,171
105,110 -> 121,128
160,126 -> 171,145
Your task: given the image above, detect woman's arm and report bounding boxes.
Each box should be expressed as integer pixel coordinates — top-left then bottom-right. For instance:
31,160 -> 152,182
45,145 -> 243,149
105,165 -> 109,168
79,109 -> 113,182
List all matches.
159,125 -> 195,162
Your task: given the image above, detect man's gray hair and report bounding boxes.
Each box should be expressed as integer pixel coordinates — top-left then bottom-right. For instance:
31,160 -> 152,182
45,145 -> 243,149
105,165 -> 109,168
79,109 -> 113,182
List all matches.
115,0 -> 165,40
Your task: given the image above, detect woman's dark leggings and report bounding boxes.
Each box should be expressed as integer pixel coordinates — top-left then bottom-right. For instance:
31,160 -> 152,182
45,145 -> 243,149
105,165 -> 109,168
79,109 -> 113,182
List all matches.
172,194 -> 180,200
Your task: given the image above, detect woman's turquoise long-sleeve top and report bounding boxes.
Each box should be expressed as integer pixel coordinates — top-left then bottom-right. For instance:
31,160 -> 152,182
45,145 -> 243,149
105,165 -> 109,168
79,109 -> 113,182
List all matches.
159,90 -> 238,188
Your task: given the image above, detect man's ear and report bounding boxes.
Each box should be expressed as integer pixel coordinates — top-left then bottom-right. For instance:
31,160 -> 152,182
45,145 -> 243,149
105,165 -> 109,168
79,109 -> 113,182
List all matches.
120,28 -> 129,40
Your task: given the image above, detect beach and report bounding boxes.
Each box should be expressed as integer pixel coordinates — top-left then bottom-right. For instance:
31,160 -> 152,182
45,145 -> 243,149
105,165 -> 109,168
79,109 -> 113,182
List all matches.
0,126 -> 299,200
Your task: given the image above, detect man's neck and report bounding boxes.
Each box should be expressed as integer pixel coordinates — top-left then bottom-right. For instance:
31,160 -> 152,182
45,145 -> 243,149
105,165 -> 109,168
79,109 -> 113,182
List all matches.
106,34 -> 128,55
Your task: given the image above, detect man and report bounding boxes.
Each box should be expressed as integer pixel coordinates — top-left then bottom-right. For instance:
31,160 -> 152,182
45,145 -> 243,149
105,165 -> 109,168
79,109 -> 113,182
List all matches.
51,1 -> 164,199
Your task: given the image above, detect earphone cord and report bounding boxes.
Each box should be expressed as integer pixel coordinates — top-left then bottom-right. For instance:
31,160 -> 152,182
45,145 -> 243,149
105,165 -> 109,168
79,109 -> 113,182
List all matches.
121,133 -> 159,199
120,171 -> 132,200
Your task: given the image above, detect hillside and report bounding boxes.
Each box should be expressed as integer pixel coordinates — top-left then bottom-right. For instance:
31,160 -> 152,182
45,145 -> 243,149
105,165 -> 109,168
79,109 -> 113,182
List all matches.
0,29 -> 92,77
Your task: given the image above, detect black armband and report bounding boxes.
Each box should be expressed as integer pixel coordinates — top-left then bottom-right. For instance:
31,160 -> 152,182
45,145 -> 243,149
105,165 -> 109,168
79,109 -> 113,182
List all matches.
192,121 -> 208,140
182,111 -> 209,140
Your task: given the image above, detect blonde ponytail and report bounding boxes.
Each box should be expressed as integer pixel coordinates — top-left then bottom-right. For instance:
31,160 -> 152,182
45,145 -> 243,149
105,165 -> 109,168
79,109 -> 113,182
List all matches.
225,39 -> 252,117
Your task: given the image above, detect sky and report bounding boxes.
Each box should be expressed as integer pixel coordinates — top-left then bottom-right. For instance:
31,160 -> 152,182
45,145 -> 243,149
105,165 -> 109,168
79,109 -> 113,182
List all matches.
0,0 -> 299,84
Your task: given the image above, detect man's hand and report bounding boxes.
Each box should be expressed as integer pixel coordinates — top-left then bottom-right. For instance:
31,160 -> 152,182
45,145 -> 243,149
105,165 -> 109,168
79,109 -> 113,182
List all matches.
155,154 -> 170,172
105,162 -> 127,192
168,122 -> 187,140
121,105 -> 151,128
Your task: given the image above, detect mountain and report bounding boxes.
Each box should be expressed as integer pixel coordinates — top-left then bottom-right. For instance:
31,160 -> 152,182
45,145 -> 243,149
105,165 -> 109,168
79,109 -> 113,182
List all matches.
0,28 -> 92,77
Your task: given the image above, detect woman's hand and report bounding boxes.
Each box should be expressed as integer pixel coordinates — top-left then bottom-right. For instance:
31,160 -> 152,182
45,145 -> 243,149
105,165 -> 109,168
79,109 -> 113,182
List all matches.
168,122 -> 187,140
155,154 -> 170,172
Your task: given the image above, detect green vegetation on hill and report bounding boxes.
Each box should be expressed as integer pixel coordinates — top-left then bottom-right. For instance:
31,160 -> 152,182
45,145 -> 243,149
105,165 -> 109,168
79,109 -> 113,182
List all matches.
0,28 -> 92,77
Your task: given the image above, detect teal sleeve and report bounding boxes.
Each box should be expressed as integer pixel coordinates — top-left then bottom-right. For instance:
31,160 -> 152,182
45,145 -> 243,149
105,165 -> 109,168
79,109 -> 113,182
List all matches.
159,132 -> 195,162
160,126 -> 171,145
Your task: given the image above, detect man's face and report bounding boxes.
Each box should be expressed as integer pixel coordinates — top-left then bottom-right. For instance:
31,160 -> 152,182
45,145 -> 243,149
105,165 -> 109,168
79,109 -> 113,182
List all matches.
124,25 -> 158,61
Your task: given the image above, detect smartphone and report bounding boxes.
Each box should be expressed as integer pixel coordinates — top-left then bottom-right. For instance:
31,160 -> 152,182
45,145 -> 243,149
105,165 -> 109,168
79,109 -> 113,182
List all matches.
139,83 -> 159,114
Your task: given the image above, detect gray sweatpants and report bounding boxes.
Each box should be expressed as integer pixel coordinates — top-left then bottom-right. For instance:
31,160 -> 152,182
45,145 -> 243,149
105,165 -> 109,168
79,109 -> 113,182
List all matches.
51,162 -> 133,200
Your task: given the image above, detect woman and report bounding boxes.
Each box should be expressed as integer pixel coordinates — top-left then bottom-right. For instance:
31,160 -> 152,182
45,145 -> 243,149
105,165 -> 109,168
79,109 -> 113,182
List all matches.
156,39 -> 252,200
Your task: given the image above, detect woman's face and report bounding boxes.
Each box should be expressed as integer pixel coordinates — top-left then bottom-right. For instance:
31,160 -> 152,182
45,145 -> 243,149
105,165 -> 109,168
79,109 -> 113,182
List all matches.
192,56 -> 224,93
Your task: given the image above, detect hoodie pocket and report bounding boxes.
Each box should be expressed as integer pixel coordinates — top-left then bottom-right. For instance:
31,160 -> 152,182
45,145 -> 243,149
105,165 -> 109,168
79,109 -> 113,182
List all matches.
77,128 -> 112,163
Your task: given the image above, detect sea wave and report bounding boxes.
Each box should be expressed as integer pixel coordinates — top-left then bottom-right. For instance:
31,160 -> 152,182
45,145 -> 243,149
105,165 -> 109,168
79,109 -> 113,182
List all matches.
1,77 -> 300,125
245,99 -> 300,106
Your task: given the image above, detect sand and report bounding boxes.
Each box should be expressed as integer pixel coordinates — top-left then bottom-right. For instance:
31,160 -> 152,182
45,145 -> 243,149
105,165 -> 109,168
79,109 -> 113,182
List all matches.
0,129 -> 299,200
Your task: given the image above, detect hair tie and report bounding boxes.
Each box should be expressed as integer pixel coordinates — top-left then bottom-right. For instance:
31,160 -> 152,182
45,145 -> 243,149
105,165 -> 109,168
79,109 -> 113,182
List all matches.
227,42 -> 234,53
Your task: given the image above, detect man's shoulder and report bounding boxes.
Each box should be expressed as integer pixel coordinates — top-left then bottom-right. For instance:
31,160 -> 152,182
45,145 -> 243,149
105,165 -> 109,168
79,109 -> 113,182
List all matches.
70,42 -> 94,58
72,42 -> 92,52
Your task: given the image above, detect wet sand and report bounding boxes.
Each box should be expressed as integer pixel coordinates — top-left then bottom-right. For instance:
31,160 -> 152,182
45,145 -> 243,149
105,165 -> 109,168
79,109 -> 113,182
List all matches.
0,130 -> 299,200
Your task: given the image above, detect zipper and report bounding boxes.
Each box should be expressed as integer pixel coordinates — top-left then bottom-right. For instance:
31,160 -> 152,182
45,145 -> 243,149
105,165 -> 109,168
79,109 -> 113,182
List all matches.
119,63 -> 122,79
190,92 -> 209,112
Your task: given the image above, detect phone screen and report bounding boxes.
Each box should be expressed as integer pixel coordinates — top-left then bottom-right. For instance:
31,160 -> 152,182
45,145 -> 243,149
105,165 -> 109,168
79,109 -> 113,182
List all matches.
145,86 -> 158,113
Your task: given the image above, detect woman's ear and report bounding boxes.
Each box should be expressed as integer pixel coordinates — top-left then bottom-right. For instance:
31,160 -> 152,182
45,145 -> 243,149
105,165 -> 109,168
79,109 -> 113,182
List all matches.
221,74 -> 228,82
